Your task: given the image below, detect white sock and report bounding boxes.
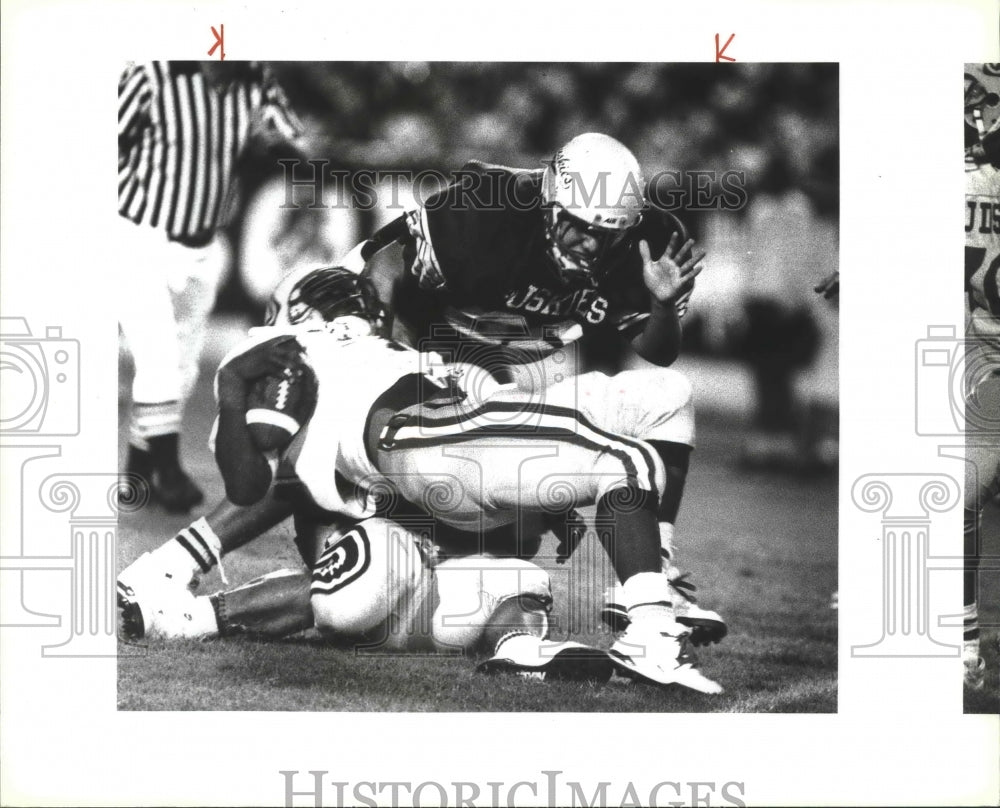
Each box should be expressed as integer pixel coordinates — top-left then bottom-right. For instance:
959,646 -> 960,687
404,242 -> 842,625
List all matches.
130,402 -> 182,444
152,517 -> 224,582
622,571 -> 676,626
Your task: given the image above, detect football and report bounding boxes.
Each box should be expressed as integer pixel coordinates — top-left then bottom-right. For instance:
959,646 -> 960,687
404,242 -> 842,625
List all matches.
245,362 -> 318,451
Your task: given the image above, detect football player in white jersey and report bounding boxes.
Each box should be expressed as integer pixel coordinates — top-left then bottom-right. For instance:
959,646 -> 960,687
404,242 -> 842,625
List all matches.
120,267 -> 723,691
962,65 -> 1000,690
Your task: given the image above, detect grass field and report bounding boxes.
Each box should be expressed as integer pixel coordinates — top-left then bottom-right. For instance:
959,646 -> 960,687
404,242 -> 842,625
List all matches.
117,318 -> 843,712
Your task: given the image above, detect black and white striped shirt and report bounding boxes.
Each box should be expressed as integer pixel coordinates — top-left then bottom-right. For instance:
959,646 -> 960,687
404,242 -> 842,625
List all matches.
118,61 -> 302,246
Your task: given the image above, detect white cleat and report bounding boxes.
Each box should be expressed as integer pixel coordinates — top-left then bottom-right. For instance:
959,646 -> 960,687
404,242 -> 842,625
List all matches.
478,634 -> 613,683
119,577 -> 212,640
609,622 -> 723,694
601,575 -> 728,647
117,552 -> 202,640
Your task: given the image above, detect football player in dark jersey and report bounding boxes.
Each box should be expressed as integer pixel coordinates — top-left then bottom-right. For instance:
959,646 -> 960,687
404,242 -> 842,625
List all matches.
961,65 -> 1000,690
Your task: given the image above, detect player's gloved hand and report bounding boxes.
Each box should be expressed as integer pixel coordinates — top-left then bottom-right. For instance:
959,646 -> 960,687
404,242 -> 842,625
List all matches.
217,335 -> 305,407
639,233 -> 705,308
813,270 -> 840,301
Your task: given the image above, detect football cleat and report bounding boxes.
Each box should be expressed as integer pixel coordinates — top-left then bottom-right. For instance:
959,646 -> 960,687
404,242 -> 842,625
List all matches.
609,622 -> 723,694
477,634 -> 613,683
127,442 -> 205,514
152,467 -> 205,513
117,551 -> 200,640
118,576 -> 212,640
600,572 -> 728,646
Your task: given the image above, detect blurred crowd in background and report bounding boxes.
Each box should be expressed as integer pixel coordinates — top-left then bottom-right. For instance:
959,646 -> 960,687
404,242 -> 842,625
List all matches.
216,62 -> 839,471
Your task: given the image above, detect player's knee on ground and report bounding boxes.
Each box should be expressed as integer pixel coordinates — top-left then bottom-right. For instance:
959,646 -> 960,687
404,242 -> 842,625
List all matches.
431,556 -> 551,653
311,517 -> 426,638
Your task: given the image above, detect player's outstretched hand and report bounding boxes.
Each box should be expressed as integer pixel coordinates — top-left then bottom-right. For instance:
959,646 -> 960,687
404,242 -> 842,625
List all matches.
217,335 -> 304,406
640,234 -> 705,307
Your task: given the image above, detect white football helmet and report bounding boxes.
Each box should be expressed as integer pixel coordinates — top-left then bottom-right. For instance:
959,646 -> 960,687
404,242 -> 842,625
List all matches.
541,133 -> 646,286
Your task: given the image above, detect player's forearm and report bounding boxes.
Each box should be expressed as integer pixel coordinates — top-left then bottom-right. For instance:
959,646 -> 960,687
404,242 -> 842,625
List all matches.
215,399 -> 275,507
630,299 -> 682,366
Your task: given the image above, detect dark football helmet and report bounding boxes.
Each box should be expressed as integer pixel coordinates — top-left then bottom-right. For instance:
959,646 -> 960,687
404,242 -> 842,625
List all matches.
267,267 -> 385,334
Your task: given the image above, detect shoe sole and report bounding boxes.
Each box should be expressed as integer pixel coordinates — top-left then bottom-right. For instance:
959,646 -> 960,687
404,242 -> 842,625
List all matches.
544,647 -> 614,683
478,648 -> 614,684
608,650 -> 724,694
117,583 -> 146,641
676,616 -> 728,646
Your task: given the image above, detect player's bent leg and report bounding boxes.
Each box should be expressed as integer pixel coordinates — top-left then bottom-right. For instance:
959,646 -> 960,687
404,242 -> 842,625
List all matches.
570,369 -> 726,645
310,517 -> 427,641
592,486 -> 722,693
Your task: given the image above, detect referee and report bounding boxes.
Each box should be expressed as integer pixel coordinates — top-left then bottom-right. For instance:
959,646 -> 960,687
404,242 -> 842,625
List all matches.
118,61 -> 303,511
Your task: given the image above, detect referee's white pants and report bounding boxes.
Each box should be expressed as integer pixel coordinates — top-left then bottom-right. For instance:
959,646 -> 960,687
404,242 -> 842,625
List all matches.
116,217 -> 227,434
